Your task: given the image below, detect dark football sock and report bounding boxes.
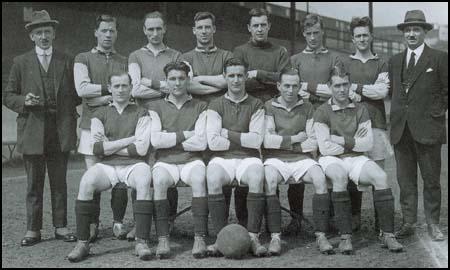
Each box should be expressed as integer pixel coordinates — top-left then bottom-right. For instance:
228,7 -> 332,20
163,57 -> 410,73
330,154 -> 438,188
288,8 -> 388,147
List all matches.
288,183 -> 305,219
192,197 -> 208,236
154,199 -> 170,237
247,193 -> 265,233
373,188 -> 395,233
266,195 -> 281,233
111,184 -> 128,223
313,193 -> 330,233
208,194 -> 227,235
331,191 -> 352,235
133,200 -> 153,240
75,200 -> 95,241
235,186 -> 249,228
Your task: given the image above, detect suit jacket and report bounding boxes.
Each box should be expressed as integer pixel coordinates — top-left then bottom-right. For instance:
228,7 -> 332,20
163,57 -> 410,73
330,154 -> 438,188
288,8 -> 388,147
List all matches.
3,49 -> 81,154
389,45 -> 448,145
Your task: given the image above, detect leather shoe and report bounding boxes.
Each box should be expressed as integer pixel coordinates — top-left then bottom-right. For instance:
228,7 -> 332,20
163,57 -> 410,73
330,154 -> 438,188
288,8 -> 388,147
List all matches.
21,235 -> 41,246
55,231 -> 77,242
428,224 -> 445,241
395,223 -> 415,239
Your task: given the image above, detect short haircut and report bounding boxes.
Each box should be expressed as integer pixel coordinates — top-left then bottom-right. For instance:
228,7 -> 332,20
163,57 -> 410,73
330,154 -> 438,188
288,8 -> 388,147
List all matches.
194,11 -> 216,25
302,13 -> 323,32
329,64 -> 350,84
163,61 -> 191,77
143,11 -> 165,26
248,8 -> 270,24
279,68 -> 300,82
96,14 -> 117,30
108,71 -> 131,85
350,16 -> 373,36
223,57 -> 248,74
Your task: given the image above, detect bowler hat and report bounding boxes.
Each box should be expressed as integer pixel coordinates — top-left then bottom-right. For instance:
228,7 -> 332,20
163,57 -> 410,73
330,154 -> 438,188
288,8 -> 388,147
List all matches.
397,10 -> 433,31
25,10 -> 59,31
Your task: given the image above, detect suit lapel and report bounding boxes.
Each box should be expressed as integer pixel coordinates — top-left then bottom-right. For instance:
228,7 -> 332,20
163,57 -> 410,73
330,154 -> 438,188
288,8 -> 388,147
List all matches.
408,45 -> 431,90
52,50 -> 65,97
28,50 -> 44,95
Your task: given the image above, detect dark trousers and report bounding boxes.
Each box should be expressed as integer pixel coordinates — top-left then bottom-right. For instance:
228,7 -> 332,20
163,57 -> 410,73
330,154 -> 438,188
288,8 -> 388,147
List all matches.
394,124 -> 442,225
24,151 -> 69,231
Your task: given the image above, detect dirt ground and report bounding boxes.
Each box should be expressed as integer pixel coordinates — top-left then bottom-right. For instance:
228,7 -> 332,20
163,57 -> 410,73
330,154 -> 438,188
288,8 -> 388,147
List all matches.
2,148 -> 448,268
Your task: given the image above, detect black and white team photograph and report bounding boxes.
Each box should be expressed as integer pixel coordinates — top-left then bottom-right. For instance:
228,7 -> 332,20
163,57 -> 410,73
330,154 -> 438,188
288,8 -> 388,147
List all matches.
2,2 -> 448,268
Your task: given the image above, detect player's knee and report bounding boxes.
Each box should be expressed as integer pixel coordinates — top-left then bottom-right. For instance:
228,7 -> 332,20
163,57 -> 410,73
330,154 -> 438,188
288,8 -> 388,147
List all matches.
207,165 -> 226,194
326,165 -> 348,192
245,168 -> 264,192
310,166 -> 327,194
78,174 -> 97,199
264,166 -> 279,194
153,176 -> 172,194
370,167 -> 389,190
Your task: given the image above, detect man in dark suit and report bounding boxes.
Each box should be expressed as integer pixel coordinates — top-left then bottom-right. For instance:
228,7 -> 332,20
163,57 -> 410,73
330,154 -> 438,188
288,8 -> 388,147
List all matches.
389,10 -> 447,241
3,10 -> 80,246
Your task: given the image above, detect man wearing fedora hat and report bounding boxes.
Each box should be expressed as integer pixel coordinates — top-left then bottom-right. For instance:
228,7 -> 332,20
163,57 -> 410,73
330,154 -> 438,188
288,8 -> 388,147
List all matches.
389,10 -> 447,241
3,10 -> 80,246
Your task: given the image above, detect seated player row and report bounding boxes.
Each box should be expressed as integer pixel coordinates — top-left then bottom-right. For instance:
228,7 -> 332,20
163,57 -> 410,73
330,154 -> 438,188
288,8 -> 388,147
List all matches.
67,59 -> 403,262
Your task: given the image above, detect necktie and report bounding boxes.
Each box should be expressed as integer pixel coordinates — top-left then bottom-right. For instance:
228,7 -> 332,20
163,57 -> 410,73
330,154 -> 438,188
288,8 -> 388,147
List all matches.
407,52 -> 415,74
41,54 -> 49,72
405,52 -> 416,94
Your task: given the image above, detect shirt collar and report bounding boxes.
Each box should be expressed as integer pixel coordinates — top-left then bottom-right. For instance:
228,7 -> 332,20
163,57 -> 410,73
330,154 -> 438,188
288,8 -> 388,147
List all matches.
91,46 -> 117,55
195,46 -> 218,53
249,39 -> 273,49
271,96 -> 304,112
164,94 -> 193,108
328,98 -> 356,111
35,46 -> 53,56
224,92 -> 249,104
349,53 -> 379,63
143,44 -> 169,56
302,47 -> 329,54
407,43 -> 425,59
109,101 -> 131,114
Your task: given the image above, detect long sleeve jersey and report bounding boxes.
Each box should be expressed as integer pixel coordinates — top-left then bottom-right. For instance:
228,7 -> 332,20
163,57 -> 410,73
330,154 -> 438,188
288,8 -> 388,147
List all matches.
74,48 -> 127,129
340,54 -> 389,129
313,99 -> 373,157
207,93 -> 264,159
149,96 -> 207,164
91,103 -> 151,165
263,97 -> 317,162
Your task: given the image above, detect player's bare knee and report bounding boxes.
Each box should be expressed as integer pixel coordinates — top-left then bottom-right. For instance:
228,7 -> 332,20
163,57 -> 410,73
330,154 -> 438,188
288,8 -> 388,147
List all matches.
264,166 -> 279,195
308,165 -> 327,194
245,169 -> 264,193
371,168 -> 389,190
78,172 -> 98,199
207,165 -> 226,194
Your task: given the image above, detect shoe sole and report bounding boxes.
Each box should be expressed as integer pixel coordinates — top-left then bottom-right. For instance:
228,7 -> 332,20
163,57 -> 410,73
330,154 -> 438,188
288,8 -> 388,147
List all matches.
192,252 -> 207,259
340,250 -> 353,255
320,249 -> 335,255
68,254 -> 89,263
156,253 -> 170,259
268,251 -> 281,256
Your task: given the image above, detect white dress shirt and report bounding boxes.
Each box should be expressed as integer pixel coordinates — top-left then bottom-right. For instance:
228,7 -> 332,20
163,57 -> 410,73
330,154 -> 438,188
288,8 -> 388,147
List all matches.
35,46 -> 53,69
406,43 -> 424,67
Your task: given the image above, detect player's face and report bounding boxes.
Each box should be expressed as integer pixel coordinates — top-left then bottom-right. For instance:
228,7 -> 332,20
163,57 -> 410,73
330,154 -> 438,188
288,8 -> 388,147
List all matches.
166,69 -> 189,97
193,18 -> 215,46
144,17 -> 166,46
329,75 -> 350,104
352,26 -> 372,52
403,25 -> 426,50
303,23 -> 323,50
224,65 -> 247,95
277,74 -> 300,104
95,21 -> 117,50
248,15 -> 270,43
109,74 -> 131,104
29,26 -> 55,50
